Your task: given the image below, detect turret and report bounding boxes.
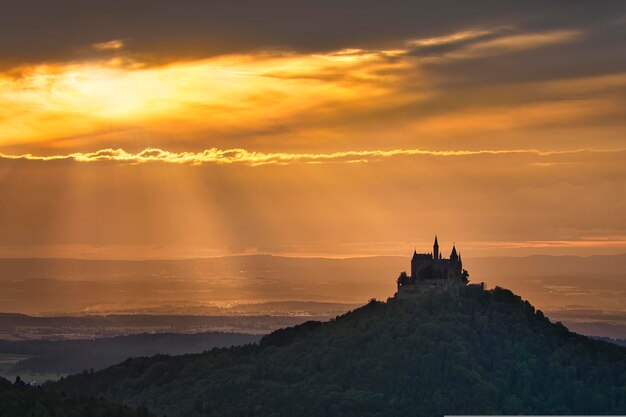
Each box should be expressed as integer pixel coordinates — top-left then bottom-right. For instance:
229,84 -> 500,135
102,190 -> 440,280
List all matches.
450,244 -> 458,262
433,235 -> 439,260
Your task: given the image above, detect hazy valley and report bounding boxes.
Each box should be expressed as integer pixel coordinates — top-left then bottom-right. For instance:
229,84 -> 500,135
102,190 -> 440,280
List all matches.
0,254 -> 623,338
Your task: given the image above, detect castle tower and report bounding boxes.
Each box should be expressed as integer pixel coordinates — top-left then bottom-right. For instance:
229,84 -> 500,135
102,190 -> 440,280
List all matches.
450,244 -> 458,262
433,235 -> 439,260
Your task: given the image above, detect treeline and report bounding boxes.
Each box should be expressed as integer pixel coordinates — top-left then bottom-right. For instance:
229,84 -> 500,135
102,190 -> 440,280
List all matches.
0,377 -> 153,417
0,331 -> 260,377
592,336 -> 626,347
52,287 -> 626,416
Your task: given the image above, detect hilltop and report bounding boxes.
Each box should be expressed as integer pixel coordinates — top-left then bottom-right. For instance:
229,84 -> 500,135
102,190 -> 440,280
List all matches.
53,287 -> 626,416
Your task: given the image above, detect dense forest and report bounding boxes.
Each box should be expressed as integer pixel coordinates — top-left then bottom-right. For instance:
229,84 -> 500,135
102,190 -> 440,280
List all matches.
53,287 -> 626,416
0,377 -> 153,417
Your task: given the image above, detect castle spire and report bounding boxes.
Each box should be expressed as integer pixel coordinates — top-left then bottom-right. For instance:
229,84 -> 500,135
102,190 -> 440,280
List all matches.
433,235 -> 439,260
450,244 -> 458,262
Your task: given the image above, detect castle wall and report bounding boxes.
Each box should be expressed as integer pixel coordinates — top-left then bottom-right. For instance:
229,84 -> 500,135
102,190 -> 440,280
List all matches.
411,257 -> 462,281
396,278 -> 465,299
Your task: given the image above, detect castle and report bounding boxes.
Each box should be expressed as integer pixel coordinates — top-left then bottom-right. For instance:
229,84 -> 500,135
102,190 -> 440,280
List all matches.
395,236 -> 472,299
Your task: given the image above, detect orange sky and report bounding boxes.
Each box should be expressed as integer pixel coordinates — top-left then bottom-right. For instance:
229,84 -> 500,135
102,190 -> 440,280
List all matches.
0,1 -> 625,258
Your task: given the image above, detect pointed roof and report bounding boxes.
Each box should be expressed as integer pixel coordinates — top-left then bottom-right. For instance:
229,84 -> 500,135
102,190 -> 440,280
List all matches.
433,235 -> 439,247
450,244 -> 458,259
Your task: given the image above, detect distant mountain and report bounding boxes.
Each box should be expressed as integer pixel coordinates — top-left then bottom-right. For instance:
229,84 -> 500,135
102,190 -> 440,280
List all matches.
53,287 -> 626,416
467,253 -> 626,280
0,377 -> 153,417
0,312 -> 326,342
0,332 -> 260,380
592,336 -> 626,347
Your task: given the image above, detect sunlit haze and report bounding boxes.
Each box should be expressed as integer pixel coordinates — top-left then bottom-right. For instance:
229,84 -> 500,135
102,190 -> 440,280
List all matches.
1,5 -> 626,416
0,1 -> 625,259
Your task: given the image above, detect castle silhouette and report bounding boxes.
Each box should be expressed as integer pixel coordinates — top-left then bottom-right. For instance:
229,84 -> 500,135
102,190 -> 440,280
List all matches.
395,236 -> 474,299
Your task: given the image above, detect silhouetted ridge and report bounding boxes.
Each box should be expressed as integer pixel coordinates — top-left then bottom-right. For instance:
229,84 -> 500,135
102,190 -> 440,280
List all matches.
260,320 -> 323,348
53,287 -> 626,416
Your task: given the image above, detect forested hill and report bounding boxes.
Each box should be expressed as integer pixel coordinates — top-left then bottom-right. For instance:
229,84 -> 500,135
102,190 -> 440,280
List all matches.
0,377 -> 153,417
54,288 -> 626,417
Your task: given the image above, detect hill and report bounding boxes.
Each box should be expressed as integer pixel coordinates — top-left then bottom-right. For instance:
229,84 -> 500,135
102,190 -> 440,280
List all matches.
53,287 -> 626,416
0,377 -> 153,417
0,332 -> 260,382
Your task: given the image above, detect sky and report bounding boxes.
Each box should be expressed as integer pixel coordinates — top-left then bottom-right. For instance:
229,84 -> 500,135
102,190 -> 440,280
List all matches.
0,0 -> 625,258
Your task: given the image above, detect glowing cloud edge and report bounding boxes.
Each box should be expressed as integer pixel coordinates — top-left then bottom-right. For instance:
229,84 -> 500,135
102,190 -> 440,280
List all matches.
0,147 -> 621,166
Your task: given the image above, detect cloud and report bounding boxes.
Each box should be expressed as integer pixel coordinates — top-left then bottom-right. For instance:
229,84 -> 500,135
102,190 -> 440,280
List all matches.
1,147 -> 622,166
2,29 -> 625,153
481,239 -> 626,249
92,39 -> 125,51
0,48 -> 406,148
405,27 -> 583,62
459,30 -> 582,57
0,1 -> 623,68
406,28 -> 508,57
